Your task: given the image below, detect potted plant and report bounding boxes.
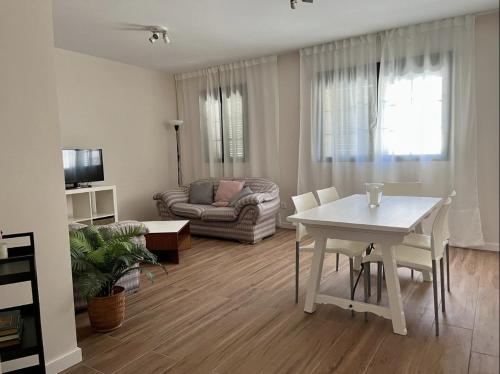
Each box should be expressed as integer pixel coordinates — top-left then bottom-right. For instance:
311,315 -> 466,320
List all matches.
70,225 -> 164,332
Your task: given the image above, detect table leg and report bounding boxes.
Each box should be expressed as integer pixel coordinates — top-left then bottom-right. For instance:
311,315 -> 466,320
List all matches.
304,236 -> 326,314
353,255 -> 362,271
381,243 -> 407,335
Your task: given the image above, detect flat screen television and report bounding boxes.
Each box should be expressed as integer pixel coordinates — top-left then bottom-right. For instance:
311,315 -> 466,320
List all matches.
62,149 -> 104,188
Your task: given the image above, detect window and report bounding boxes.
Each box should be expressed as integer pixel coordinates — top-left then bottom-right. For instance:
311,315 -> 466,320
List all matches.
317,71 -> 375,161
379,69 -> 450,160
204,93 -> 224,161
202,86 -> 247,162
316,56 -> 451,162
223,90 -> 245,159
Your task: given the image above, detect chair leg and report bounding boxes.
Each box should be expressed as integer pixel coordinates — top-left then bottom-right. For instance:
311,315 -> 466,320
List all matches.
446,243 -> 450,292
377,262 -> 382,303
367,262 -> 371,297
440,258 -> 446,313
432,260 -> 439,336
349,258 -> 354,317
336,253 -> 339,272
364,263 -> 369,321
295,242 -> 299,304
411,269 -> 414,279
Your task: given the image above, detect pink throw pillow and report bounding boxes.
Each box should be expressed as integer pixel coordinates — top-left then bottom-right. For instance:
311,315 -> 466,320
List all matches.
215,180 -> 245,202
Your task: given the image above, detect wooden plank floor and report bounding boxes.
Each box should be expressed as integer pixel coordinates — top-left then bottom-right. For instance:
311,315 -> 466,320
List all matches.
63,229 -> 499,374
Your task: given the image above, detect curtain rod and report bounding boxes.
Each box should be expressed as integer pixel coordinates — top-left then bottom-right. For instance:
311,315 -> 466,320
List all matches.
298,10 -> 497,55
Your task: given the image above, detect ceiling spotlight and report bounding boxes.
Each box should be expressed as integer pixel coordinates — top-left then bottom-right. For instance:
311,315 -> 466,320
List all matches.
149,32 -> 160,44
290,0 -> 313,9
148,27 -> 170,45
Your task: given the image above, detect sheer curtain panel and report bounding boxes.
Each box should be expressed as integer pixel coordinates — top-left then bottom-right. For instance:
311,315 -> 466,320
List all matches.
298,16 -> 484,247
175,67 -> 220,180
298,35 -> 379,198
175,56 -> 279,183
376,16 -> 482,247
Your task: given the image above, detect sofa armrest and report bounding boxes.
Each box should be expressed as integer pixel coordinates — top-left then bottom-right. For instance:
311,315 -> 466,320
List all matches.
237,197 -> 280,224
254,198 -> 280,222
153,187 -> 189,208
234,191 -> 278,212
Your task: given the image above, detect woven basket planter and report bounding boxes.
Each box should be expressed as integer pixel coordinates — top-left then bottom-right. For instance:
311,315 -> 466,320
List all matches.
88,286 -> 125,332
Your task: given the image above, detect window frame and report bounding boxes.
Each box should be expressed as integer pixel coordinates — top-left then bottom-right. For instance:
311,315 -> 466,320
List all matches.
201,84 -> 249,163
315,64 -> 377,163
315,53 -> 452,163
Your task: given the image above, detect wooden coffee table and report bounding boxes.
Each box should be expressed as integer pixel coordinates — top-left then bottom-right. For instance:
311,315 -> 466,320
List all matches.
142,221 -> 191,264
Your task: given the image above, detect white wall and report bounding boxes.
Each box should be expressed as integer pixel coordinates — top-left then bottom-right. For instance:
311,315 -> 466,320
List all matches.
475,12 -> 499,250
276,13 -> 500,248
0,1 -> 80,372
54,13 -> 498,246
55,49 -> 178,221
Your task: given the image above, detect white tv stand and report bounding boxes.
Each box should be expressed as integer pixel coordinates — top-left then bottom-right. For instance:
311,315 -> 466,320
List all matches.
65,185 -> 118,225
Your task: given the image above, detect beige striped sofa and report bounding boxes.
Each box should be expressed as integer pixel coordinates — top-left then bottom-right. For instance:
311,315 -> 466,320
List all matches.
153,178 -> 280,244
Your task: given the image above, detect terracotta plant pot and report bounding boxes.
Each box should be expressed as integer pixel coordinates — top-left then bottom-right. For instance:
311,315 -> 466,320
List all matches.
88,286 -> 125,332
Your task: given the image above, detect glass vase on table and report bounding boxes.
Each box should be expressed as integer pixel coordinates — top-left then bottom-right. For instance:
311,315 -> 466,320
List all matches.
365,183 -> 384,207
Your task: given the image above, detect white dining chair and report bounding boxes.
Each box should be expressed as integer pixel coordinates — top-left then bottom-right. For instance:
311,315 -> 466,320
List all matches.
291,192 -> 371,304
383,181 -> 423,279
402,190 -> 456,291
317,186 -> 376,296
362,196 -> 452,336
316,186 -> 340,205
316,187 -> 341,271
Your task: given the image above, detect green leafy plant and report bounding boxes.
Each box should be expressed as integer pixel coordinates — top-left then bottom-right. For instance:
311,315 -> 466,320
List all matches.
70,225 -> 165,299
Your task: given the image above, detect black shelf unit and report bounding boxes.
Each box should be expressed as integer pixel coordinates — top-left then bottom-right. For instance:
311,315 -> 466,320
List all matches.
0,232 -> 45,373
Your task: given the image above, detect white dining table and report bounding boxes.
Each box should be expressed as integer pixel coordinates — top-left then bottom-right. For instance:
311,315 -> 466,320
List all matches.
287,194 -> 442,335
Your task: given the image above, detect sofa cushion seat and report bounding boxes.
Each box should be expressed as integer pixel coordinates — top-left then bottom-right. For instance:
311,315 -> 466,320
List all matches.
170,203 -> 213,219
201,207 -> 238,222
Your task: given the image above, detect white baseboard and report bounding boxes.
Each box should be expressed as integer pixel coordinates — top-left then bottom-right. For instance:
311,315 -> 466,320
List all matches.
45,347 -> 82,374
277,220 -> 294,230
277,210 -> 295,230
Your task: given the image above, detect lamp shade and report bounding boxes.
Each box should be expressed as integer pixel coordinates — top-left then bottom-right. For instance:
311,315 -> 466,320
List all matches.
169,120 -> 184,127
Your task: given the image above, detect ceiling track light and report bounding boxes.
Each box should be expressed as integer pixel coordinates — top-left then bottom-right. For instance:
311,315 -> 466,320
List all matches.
148,27 -> 170,45
290,0 -> 313,10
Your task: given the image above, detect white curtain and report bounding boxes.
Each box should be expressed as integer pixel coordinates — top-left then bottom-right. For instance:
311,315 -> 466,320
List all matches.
175,56 -> 279,183
298,15 -> 484,247
298,35 -> 380,198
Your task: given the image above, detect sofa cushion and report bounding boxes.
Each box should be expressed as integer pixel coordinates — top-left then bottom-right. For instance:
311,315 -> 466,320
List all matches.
171,203 -> 212,219
189,181 -> 214,205
229,186 -> 254,207
201,207 -> 238,222
215,180 -> 244,202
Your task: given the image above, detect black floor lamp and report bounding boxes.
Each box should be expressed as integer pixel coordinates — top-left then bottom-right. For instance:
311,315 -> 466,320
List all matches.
169,120 -> 184,187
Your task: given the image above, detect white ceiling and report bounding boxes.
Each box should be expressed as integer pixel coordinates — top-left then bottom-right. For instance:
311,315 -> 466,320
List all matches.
53,0 -> 498,73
